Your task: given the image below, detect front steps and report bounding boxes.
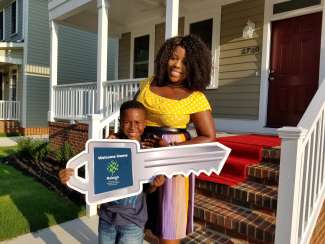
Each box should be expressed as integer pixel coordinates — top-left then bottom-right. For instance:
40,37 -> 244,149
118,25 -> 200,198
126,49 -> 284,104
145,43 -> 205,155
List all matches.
186,145 -> 281,243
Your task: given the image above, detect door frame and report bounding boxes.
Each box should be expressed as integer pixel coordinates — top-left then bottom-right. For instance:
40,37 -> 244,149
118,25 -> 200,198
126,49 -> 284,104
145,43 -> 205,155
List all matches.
259,0 -> 325,129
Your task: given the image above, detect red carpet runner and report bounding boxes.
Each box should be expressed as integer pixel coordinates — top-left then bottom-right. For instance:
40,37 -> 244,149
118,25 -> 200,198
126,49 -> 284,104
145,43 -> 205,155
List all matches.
197,134 -> 281,186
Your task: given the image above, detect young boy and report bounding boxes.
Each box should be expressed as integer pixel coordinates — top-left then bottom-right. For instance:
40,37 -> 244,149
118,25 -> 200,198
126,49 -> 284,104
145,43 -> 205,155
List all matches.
59,100 -> 165,244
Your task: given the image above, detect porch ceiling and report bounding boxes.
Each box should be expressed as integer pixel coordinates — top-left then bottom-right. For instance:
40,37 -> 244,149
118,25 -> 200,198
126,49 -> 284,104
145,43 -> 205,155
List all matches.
50,0 -> 216,35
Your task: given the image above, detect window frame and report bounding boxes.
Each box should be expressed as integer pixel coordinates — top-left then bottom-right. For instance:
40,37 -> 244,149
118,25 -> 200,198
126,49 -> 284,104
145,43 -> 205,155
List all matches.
0,9 -> 4,40
10,0 -> 18,36
185,13 -> 219,89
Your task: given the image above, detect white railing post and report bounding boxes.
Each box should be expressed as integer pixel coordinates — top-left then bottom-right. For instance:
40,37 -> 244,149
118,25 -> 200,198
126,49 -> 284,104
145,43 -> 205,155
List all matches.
86,113 -> 103,216
275,127 -> 307,244
319,3 -> 325,85
165,0 -> 179,39
49,20 -> 59,122
96,0 -> 109,114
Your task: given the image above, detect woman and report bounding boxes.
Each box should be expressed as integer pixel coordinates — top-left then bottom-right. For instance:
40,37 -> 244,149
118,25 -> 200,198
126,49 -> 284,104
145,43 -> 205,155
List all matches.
136,34 -> 216,244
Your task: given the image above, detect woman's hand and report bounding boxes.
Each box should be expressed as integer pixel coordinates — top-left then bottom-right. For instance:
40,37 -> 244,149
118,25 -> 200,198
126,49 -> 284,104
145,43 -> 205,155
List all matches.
151,175 -> 165,188
147,175 -> 166,193
58,168 -> 74,185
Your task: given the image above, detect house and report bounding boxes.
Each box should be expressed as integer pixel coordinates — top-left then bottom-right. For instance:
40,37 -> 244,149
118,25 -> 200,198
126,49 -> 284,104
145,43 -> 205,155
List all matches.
48,0 -> 325,243
0,0 -> 117,135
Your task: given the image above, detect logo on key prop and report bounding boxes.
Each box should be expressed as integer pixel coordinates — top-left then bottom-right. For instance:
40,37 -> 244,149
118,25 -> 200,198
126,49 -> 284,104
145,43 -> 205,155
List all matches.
94,147 -> 133,194
106,160 -> 120,185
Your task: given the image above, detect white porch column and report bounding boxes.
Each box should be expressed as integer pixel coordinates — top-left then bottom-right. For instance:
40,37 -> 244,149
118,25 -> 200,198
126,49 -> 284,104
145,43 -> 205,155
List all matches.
48,20 -> 59,122
96,0 -> 109,114
275,127 -> 307,244
86,113 -> 103,216
319,2 -> 325,85
165,0 -> 179,39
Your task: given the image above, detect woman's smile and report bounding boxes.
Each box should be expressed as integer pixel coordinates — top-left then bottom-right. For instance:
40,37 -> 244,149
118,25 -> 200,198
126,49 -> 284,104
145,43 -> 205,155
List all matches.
167,46 -> 186,83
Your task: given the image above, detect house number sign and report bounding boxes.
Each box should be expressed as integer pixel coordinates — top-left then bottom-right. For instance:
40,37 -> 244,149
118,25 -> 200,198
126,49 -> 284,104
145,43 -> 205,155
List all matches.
241,46 -> 259,55
66,139 -> 231,205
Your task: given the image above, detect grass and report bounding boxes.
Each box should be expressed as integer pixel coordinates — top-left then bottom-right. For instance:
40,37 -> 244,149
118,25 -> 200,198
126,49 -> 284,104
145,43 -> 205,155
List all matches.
0,147 -> 85,241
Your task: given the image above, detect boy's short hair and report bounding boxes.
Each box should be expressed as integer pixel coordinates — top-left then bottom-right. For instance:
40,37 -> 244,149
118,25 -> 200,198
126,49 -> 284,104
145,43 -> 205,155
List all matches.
120,100 -> 146,119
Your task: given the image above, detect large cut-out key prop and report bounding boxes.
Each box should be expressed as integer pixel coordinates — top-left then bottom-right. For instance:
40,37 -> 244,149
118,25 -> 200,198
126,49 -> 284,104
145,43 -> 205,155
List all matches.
67,139 -> 231,205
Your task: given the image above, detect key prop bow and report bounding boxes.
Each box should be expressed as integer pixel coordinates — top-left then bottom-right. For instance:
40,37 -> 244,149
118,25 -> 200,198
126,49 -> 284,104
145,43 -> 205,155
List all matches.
66,139 -> 231,205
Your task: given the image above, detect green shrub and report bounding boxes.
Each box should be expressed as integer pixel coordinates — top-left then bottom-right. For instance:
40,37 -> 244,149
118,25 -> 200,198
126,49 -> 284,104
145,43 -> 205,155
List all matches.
0,132 -> 21,137
55,142 -> 75,164
17,138 -> 49,162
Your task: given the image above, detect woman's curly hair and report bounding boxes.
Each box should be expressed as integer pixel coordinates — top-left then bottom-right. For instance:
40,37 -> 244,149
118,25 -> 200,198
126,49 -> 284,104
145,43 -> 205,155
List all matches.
154,34 -> 212,91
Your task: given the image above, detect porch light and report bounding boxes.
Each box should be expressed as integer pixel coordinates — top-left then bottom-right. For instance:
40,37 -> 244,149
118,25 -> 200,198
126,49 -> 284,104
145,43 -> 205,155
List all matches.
242,20 -> 256,39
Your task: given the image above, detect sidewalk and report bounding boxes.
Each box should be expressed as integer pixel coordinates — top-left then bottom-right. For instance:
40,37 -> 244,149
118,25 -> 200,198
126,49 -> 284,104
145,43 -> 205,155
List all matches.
1,216 -> 150,244
0,135 -> 48,147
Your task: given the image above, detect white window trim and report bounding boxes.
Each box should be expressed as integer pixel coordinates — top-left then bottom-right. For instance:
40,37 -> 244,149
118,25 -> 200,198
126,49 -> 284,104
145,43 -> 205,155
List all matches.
10,0 -> 18,36
130,25 -> 155,79
0,9 -> 4,40
185,12 -> 219,89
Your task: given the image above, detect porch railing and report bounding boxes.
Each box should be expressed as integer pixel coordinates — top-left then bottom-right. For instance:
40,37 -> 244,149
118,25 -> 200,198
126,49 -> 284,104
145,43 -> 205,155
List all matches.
53,82 -> 96,120
0,101 -> 20,120
53,78 -> 142,121
102,78 -> 141,117
276,79 -> 325,244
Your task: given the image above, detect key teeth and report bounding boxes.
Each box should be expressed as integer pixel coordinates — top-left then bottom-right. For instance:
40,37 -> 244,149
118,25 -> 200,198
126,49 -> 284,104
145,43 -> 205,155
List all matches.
155,168 -> 220,179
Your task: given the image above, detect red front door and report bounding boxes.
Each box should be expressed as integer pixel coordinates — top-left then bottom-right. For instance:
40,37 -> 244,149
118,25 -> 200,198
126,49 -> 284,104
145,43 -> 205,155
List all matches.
267,12 -> 322,128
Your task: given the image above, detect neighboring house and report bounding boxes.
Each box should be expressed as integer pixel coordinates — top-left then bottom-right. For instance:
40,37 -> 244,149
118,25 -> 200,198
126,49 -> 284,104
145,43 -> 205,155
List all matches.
0,0 -> 117,135
48,0 -> 325,243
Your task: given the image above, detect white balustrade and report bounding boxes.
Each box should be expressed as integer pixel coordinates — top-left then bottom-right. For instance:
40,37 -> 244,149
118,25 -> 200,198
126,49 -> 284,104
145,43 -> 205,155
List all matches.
276,79 -> 325,244
102,78 -> 142,118
53,82 -> 96,120
0,101 -> 20,120
53,78 -> 142,121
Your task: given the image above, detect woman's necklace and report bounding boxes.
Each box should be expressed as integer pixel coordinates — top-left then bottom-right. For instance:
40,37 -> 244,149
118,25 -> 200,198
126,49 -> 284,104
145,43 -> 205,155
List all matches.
166,82 -> 185,88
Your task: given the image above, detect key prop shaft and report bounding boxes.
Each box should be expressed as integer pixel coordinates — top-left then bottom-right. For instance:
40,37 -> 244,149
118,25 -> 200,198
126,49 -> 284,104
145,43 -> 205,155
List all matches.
66,139 -> 230,205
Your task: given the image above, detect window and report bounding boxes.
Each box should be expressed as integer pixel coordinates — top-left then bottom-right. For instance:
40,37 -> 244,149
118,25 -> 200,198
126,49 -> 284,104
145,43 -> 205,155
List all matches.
0,11 -> 3,40
133,35 -> 149,78
11,1 -> 17,34
190,19 -> 213,50
274,0 -> 321,14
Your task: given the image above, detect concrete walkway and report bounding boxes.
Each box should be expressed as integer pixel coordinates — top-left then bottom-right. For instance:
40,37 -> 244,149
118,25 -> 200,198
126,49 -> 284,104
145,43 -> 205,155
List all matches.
2,216 -> 99,244
0,135 -> 48,147
1,216 -> 150,244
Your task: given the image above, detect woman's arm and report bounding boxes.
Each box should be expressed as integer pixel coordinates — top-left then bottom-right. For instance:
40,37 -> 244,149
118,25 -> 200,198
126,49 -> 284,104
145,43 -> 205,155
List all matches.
177,110 -> 216,145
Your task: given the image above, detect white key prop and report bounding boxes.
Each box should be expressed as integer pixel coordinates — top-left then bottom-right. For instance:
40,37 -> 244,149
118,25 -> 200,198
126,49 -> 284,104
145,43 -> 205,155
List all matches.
67,139 -> 231,205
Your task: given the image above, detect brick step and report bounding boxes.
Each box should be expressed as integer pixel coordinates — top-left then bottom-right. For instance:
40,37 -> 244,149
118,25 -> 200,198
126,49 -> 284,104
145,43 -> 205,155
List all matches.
262,147 -> 281,163
181,222 -> 249,244
247,162 -> 279,185
194,193 -> 276,243
196,179 -> 278,211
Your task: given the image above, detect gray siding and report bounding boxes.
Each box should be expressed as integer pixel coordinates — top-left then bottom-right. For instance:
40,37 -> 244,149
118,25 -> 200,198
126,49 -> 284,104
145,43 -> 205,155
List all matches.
1,0 -> 23,42
26,75 -> 49,127
58,25 -> 97,84
58,26 -> 117,83
206,0 -> 264,120
118,32 -> 131,79
107,38 -> 118,80
25,0 -> 50,127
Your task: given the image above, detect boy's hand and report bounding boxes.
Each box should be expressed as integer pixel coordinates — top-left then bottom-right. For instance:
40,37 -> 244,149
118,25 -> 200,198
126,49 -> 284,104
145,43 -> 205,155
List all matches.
106,133 -> 118,139
58,168 -> 74,185
150,175 -> 165,188
141,134 -> 161,148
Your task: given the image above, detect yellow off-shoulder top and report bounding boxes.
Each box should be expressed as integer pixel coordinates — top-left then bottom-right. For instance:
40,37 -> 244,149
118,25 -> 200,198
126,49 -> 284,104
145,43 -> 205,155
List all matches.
136,78 -> 211,128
